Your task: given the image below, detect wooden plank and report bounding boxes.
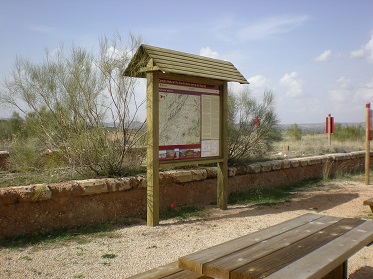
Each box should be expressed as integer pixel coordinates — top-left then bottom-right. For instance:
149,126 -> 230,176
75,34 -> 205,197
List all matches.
127,262 -> 212,279
146,59 -> 160,227
143,46 -> 248,84
160,72 -> 224,87
265,220 -> 373,279
127,262 -> 181,279
139,65 -> 160,73
153,57 -> 243,77
160,158 -> 224,169
178,214 -> 325,274
144,45 -> 233,67
230,218 -> 364,279
202,216 -> 346,278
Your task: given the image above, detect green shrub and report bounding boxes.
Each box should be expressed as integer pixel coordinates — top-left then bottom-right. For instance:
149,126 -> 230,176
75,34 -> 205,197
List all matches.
286,124 -> 302,140
333,124 -> 365,142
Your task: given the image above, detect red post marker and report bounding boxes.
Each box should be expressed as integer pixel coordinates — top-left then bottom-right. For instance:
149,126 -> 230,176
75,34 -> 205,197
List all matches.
169,203 -> 175,209
325,114 -> 334,134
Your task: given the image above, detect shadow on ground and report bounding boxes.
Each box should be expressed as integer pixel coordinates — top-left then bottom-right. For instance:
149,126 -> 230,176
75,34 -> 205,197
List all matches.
232,192 -> 360,217
164,190 -> 360,227
349,266 -> 373,279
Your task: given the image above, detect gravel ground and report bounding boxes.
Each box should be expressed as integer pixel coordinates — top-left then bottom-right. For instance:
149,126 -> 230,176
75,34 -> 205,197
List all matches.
1,179 -> 373,279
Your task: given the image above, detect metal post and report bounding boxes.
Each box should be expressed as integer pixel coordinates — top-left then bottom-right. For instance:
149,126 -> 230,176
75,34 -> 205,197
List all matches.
328,114 -> 332,146
365,103 -> 370,185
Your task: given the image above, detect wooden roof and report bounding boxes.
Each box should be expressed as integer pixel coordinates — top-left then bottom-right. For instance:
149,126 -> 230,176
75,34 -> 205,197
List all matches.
124,44 -> 249,84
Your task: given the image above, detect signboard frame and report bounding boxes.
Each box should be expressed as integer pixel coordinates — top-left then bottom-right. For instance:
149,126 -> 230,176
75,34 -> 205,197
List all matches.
146,68 -> 228,226
158,78 -> 222,163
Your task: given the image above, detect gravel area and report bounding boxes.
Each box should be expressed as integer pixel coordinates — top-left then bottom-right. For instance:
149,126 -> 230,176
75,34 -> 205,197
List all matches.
1,179 -> 373,278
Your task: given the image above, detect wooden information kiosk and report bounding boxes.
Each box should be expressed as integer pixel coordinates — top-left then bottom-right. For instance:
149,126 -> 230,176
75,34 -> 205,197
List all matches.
125,45 -> 248,226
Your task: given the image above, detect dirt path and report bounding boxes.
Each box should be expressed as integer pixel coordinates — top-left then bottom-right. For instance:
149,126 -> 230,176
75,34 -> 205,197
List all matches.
1,178 -> 373,278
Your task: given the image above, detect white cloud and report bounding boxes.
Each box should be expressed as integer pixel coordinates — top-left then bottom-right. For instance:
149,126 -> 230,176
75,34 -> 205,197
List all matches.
199,47 -> 220,59
248,75 -> 269,88
314,50 -> 331,62
329,77 -> 352,103
356,78 -> 373,101
330,76 -> 373,103
351,34 -> 373,63
237,15 -> 310,41
327,77 -> 373,119
280,72 -> 302,97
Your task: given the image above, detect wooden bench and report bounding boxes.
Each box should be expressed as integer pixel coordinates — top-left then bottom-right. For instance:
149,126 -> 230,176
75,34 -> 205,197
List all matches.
127,261 -> 212,279
128,214 -> 373,279
363,198 -> 373,219
178,213 -> 373,279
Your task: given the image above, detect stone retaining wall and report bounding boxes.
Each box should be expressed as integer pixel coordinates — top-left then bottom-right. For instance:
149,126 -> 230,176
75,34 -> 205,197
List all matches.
0,151 -> 368,239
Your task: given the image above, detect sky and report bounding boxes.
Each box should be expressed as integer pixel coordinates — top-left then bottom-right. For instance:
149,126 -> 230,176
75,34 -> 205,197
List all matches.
1,0 -> 373,124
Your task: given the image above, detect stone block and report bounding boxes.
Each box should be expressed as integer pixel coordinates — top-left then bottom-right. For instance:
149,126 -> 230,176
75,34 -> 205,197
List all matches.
135,176 -> 147,188
298,159 -> 308,167
350,151 -> 365,158
77,179 -> 108,196
281,160 -> 291,169
169,170 -> 193,183
204,167 -> 218,178
31,184 -> 52,201
235,165 -> 248,175
191,169 -> 207,181
260,162 -> 272,172
0,188 -> 19,205
106,178 -> 132,191
289,159 -> 300,168
306,156 -> 322,165
271,160 -> 282,170
247,163 -> 261,173
10,184 -> 52,202
334,154 -> 352,161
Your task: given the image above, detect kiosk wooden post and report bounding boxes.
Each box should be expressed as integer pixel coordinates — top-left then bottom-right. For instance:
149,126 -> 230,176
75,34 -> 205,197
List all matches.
366,103 -> 371,185
146,59 -> 160,226
124,45 -> 248,226
217,82 -> 228,209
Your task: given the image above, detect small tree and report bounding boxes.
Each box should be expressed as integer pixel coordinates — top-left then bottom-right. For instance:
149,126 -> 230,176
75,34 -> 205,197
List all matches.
0,33 -> 145,176
287,124 -> 303,141
228,87 -> 281,163
333,124 -> 365,142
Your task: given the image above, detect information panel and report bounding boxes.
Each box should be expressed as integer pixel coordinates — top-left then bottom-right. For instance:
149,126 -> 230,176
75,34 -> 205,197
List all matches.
158,79 -> 220,161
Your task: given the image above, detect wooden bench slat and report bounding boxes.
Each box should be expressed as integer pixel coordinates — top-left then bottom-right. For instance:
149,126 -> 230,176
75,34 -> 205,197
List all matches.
265,221 -> 373,279
179,213 -> 324,274
201,215 -> 344,278
230,218 -> 364,279
127,262 -> 211,279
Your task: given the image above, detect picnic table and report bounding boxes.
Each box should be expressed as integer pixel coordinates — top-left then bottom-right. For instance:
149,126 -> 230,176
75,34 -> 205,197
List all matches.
129,213 -> 373,279
178,213 -> 373,279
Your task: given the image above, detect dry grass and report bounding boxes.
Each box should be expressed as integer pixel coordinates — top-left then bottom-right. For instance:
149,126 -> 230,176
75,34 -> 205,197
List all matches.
272,133 -> 366,159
